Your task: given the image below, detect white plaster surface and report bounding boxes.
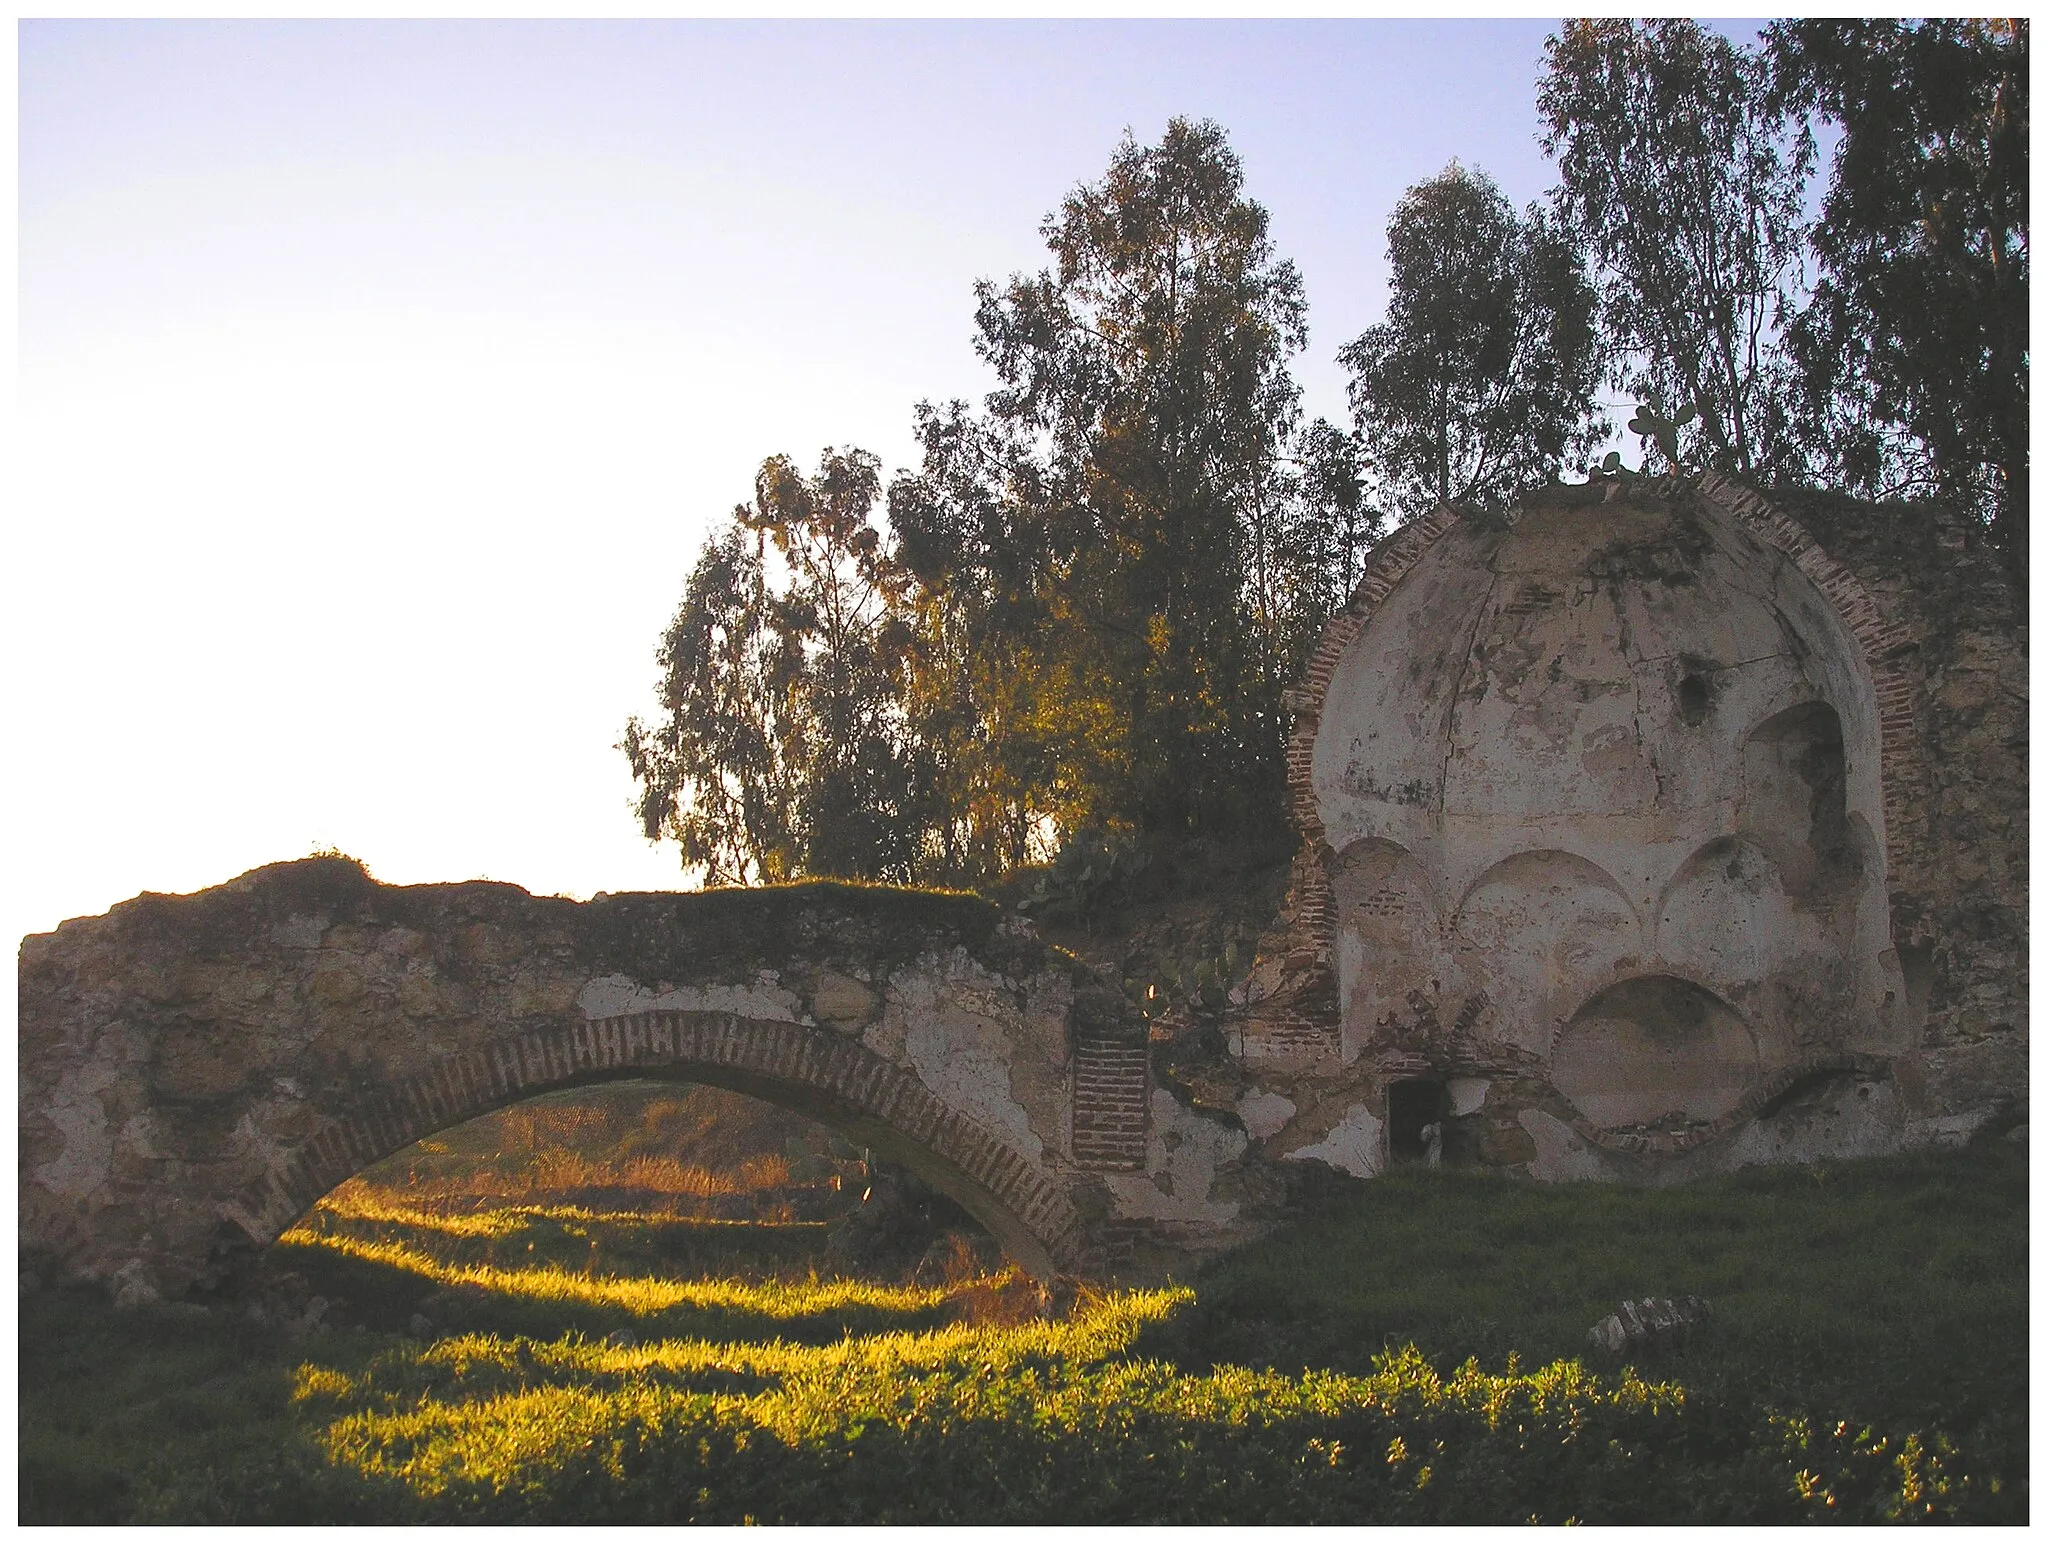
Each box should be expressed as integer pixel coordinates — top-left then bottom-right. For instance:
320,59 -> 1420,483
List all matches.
882,952 -> 1049,1162
1518,1109 -> 1613,1181
1105,1089 -> 1248,1223
1714,1078 -> 1903,1169
1312,493 -> 1897,1133
576,972 -> 805,1025
1236,1087 -> 1298,1140
32,1052 -> 120,1201
1447,1078 -> 1491,1117
1284,1102 -> 1384,1178
905,1013 -> 1045,1162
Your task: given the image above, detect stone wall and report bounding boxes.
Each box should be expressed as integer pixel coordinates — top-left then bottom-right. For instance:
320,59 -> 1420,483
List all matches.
1757,484 -> 2028,1135
20,858 -> 1255,1298
1231,476 -> 2025,1182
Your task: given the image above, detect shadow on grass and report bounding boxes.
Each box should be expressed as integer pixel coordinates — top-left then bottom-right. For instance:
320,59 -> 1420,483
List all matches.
1134,1144 -> 2028,1483
19,1146 -> 2028,1525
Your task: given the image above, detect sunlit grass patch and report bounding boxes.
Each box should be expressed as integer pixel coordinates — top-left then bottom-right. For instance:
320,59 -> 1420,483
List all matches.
286,1186 -> 868,1319
277,1311 -> 1772,1525
309,1187 -> 835,1240
278,1226 -> 952,1321
283,1286 -> 1203,1519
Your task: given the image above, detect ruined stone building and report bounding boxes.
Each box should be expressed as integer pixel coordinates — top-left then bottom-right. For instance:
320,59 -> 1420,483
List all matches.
1227,474 -> 2026,1182
16,474 -> 2028,1298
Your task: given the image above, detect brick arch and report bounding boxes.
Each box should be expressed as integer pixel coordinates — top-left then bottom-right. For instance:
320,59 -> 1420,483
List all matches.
1281,477 -> 1933,986
224,1010 -> 1088,1277
1278,501 -> 1467,987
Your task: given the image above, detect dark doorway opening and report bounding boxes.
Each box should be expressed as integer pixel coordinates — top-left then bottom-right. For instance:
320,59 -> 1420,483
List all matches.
1388,1078 -> 1448,1163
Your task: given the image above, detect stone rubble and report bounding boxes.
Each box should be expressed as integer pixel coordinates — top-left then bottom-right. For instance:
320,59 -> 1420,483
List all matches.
1588,1295 -> 1714,1357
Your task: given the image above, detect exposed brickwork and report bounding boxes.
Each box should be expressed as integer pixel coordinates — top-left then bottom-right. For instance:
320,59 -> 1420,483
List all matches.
230,1013 -> 1091,1271
1069,1035 -> 1149,1170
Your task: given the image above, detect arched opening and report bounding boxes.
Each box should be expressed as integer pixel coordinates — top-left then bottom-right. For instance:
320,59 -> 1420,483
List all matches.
1551,975 -> 1758,1130
295,1078 -> 997,1294
226,1011 -> 1085,1282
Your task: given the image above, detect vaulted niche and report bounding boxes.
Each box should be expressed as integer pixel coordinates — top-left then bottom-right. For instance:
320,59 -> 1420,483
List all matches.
1331,840 -> 1439,1061
1740,700 -> 1856,899
1551,975 -> 1758,1129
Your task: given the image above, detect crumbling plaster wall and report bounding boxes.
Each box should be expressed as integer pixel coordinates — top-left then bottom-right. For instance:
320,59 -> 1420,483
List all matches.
20,859 -> 1251,1298
1759,484 -> 2028,1133
1233,476 -> 2024,1182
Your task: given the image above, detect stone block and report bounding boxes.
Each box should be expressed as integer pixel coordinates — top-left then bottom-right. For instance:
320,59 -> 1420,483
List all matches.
1588,1295 -> 1712,1357
811,971 -> 880,1030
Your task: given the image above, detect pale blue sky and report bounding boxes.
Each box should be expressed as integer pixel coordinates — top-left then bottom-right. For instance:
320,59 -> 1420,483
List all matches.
15,20 -> 1744,942
23,20 -> 1570,418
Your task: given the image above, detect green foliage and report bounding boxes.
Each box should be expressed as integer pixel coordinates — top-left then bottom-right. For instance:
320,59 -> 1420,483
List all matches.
1767,19 -> 2029,564
21,1148 -> 2024,1524
1340,161 -> 1607,517
624,448 -> 923,884
624,38 -> 2027,888
1592,401 -> 1699,478
1012,826 -> 1151,928
1626,402 -> 1698,469
1286,416 -> 1383,620
1114,933 -> 1245,1026
1539,19 -> 1812,479
906,116 -> 1318,841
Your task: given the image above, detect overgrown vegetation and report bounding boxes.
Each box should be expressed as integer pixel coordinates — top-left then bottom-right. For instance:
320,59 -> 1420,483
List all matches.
21,1145 -> 2025,1524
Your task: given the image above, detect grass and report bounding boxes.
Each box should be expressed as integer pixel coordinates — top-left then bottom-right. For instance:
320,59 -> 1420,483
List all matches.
19,1145 -> 2027,1524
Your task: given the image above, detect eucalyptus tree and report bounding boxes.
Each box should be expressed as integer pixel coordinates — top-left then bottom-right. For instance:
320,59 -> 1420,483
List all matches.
887,399 -> 1088,880
905,116 -> 1312,839
1769,18 -> 2029,570
1539,19 -> 1812,479
1339,162 -> 1605,517
624,447 -> 923,885
1269,417 -> 1382,651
